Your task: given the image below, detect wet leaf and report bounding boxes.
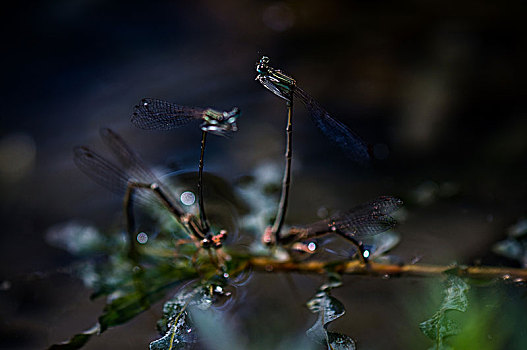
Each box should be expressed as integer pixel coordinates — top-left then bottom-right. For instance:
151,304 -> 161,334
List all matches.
327,332 -> 356,350
306,278 -> 356,349
47,324 -> 100,350
307,293 -> 346,325
150,310 -> 196,350
420,276 -> 469,349
151,279 -> 232,350
420,314 -> 461,340
440,276 -> 469,313
319,272 -> 343,291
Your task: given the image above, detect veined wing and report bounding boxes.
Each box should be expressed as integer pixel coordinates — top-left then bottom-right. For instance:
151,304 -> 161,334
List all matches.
73,129 -> 182,214
131,98 -> 206,130
74,146 -> 133,196
293,87 -> 371,165
332,213 -> 397,238
339,196 -> 403,219
301,196 -> 402,238
99,128 -> 158,185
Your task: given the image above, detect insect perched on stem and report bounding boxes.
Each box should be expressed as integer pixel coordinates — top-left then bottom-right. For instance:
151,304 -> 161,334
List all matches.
131,99 -> 240,233
73,128 -> 228,262
264,196 -> 403,263
256,56 -> 372,244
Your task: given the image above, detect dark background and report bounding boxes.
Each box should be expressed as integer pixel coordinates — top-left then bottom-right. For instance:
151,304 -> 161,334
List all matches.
1,0 -> 526,349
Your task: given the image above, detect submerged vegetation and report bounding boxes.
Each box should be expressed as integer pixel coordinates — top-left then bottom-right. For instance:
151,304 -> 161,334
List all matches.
47,57 -> 527,350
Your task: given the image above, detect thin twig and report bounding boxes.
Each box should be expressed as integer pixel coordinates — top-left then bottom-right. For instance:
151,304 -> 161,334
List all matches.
245,257 -> 527,280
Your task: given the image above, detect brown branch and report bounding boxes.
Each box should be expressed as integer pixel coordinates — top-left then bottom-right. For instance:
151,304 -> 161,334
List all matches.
246,257 -> 527,280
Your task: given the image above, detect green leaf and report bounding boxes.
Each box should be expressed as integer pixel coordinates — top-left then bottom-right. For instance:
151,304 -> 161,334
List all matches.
99,264 -> 197,332
420,314 -> 460,340
306,317 -> 326,345
307,292 -> 346,325
420,276 -> 469,348
319,272 -> 343,291
440,276 -> 469,313
47,324 -> 100,350
327,332 -> 356,350
150,310 -> 196,350
151,279 -> 232,349
306,278 -> 356,349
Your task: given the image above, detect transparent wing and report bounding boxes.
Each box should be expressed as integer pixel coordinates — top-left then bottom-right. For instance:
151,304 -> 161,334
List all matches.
73,146 -> 132,196
302,196 -> 403,238
131,98 -> 206,130
339,196 -> 403,219
73,129 -> 181,212
333,213 -> 397,237
99,128 -> 158,185
294,87 -> 371,165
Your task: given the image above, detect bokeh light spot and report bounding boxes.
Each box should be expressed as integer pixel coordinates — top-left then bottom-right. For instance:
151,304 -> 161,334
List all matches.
180,191 -> 196,206
137,232 -> 148,244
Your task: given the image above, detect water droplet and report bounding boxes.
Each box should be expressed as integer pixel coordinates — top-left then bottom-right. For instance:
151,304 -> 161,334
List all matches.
180,191 -> 196,206
136,232 -> 148,244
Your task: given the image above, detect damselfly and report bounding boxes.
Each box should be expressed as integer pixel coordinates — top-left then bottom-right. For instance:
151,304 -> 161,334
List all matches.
269,196 -> 403,263
256,56 -> 372,242
256,56 -> 372,163
73,128 -> 227,260
131,99 -> 240,233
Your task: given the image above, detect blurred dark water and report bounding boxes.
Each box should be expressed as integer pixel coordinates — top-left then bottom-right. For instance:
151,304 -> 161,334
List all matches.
1,0 -> 526,349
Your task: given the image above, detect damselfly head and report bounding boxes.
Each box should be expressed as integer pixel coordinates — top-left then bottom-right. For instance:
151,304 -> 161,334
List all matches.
201,107 -> 240,137
255,56 -> 295,102
256,56 -> 271,74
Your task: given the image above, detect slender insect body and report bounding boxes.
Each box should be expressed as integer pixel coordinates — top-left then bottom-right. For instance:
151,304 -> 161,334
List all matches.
201,107 -> 240,136
256,56 -> 296,101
